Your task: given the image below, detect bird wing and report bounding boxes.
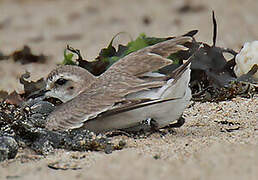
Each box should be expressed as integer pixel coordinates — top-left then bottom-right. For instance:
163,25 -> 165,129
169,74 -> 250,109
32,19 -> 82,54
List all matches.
45,86 -> 185,131
102,36 -> 192,78
45,84 -> 159,131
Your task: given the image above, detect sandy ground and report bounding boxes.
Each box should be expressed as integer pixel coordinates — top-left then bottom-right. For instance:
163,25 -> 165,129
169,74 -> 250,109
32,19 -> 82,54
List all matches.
0,0 -> 257,179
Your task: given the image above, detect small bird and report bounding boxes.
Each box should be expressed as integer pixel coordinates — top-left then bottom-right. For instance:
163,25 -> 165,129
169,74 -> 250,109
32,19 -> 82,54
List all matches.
44,36 -> 193,132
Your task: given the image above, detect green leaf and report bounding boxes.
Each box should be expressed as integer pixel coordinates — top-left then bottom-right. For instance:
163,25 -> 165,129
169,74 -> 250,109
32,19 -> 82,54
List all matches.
98,33 -> 172,70
99,32 -> 129,59
62,49 -> 76,65
125,33 -> 149,55
168,53 -> 181,64
143,36 -> 167,46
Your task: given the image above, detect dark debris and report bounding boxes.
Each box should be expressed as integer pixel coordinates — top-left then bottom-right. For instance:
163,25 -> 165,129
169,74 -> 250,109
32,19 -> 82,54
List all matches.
64,17 -> 257,102
0,136 -> 18,161
12,45 -> 47,64
0,51 -> 10,61
177,3 -> 206,14
0,46 -> 48,64
48,161 -> 82,170
214,120 -> 241,133
142,15 -> 152,26
161,12 -> 257,102
4,91 -> 24,106
221,126 -> 241,133
0,101 -> 121,161
0,91 -> 9,102
19,71 -> 46,99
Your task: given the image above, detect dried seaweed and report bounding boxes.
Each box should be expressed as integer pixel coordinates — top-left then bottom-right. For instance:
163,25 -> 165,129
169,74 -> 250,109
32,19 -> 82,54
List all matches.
62,18 -> 257,102
0,46 -> 48,64
12,45 -> 47,64
62,22 -> 256,102
161,12 -> 257,101
0,101 -> 121,160
0,91 -> 8,102
66,45 -> 109,76
188,12 -> 257,101
177,4 -> 206,14
19,71 -> 46,99
4,91 -> 24,106
64,31 -> 198,76
0,51 -> 10,61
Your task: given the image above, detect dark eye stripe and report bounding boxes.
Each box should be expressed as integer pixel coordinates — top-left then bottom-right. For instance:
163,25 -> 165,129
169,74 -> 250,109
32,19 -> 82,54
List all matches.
55,78 -> 68,85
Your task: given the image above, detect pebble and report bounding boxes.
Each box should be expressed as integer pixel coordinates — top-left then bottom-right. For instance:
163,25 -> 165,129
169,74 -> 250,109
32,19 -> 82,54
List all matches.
0,136 -> 18,161
29,101 -> 55,115
22,98 -> 55,115
22,98 -> 55,128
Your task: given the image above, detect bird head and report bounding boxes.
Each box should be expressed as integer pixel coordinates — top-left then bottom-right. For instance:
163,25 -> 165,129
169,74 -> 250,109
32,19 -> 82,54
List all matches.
44,65 -> 96,102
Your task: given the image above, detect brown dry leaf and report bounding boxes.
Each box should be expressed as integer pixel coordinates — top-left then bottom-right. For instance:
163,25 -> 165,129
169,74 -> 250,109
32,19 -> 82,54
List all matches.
5,91 -> 24,106
0,90 -> 8,102
19,71 -> 46,98
12,45 -> 47,64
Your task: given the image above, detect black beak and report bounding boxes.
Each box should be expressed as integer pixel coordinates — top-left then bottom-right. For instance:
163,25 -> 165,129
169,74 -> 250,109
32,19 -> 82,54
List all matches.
27,88 -> 50,99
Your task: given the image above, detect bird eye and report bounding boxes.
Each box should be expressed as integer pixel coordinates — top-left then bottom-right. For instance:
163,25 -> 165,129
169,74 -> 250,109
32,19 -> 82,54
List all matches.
55,78 -> 68,85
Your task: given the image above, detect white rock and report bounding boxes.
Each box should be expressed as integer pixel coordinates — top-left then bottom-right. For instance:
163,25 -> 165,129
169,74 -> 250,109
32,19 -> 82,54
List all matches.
234,41 -> 258,79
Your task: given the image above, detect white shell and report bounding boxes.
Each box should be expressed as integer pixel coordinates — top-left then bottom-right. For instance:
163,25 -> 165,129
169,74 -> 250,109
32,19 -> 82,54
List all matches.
234,41 -> 258,78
